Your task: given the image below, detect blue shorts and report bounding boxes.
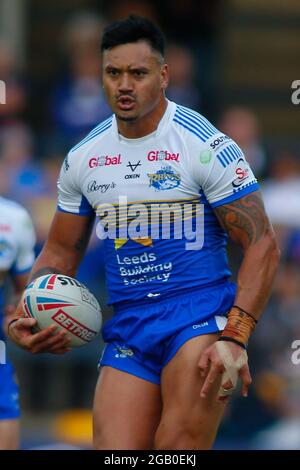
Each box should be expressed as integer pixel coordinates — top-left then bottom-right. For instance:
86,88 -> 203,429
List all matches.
99,282 -> 236,384
0,362 -> 20,420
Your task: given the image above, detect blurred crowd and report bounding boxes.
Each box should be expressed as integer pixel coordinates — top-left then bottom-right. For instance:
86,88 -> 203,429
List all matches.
1,1 -> 300,450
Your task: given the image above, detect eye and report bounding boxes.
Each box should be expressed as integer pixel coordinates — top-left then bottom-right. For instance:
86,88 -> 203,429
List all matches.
107,69 -> 119,76
133,70 -> 147,77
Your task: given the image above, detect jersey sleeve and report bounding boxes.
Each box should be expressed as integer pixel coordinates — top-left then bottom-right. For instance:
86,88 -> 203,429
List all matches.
57,153 -> 94,215
11,209 -> 36,275
193,133 -> 259,207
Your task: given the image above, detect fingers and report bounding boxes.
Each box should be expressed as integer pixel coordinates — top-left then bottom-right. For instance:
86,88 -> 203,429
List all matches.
13,320 -> 72,354
8,313 -> 72,355
200,364 -> 223,399
239,364 -> 252,397
198,350 -> 210,378
27,329 -> 71,354
15,317 -> 37,328
27,324 -> 57,345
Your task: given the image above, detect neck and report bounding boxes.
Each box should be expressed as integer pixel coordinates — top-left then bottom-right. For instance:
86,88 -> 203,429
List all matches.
117,96 -> 168,139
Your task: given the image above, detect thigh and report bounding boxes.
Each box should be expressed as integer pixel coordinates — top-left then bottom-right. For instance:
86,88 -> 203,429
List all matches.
93,366 -> 162,450
156,333 -> 226,450
0,420 -> 19,449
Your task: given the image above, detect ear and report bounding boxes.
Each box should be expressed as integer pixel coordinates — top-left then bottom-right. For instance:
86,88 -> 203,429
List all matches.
161,64 -> 169,91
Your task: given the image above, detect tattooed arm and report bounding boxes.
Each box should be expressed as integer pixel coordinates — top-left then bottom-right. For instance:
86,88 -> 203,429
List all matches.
213,190 -> 280,320
6,211 -> 95,354
199,191 -> 280,401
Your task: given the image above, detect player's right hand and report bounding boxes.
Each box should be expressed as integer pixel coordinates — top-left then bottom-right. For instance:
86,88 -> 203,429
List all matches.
7,301 -> 71,355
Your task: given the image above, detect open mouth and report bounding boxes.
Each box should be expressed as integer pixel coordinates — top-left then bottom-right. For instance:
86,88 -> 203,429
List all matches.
117,96 -> 135,111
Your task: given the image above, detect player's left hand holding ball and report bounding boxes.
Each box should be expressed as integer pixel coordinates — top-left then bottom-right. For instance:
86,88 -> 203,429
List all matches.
5,300 -> 72,355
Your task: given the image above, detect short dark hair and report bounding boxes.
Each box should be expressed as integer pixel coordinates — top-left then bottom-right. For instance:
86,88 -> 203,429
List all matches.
101,14 -> 165,57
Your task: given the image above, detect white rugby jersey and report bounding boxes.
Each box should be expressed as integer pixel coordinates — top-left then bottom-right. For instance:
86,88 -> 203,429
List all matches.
58,100 -> 259,305
0,197 -> 36,336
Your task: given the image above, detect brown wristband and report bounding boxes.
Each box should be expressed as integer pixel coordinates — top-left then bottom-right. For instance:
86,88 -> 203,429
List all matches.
221,306 -> 257,347
232,305 -> 258,324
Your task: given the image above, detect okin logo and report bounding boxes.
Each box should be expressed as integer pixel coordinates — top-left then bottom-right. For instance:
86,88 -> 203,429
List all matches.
0,340 -> 6,365
291,80 -> 300,105
291,340 -> 300,365
0,80 -> 6,105
95,196 -> 205,250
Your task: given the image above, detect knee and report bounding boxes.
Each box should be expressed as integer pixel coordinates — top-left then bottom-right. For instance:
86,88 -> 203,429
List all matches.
154,421 -> 214,450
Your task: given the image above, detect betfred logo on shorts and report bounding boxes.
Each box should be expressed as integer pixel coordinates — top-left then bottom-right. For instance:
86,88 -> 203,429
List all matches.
89,154 -> 122,168
148,150 -> 180,162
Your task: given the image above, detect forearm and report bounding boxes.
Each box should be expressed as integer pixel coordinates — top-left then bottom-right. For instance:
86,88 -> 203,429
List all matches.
234,229 -> 280,320
221,230 -> 280,348
213,191 -> 280,348
29,242 -> 80,282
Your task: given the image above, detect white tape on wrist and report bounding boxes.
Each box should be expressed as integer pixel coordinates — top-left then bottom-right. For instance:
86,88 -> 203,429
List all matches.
215,341 -> 248,397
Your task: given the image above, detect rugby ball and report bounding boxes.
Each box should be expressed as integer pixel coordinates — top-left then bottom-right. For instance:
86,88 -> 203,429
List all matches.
21,274 -> 102,348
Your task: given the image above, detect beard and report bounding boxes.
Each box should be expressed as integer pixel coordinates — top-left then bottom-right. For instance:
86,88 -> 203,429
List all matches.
115,113 -> 138,122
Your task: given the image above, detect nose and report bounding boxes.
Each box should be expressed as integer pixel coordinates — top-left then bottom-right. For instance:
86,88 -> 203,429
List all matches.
118,73 -> 133,93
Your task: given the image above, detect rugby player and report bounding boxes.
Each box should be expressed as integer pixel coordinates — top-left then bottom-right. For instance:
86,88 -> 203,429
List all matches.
0,196 -> 36,449
7,15 -> 280,449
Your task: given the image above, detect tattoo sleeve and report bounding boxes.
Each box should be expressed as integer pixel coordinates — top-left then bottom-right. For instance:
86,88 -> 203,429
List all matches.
214,190 -> 280,319
214,192 -> 269,247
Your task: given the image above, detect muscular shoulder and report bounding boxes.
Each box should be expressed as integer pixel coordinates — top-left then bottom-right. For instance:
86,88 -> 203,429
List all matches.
171,104 -> 235,162
171,104 -> 258,205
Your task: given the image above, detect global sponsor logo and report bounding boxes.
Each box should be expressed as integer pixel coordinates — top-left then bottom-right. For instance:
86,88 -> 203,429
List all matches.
148,166 -> 181,191
89,154 -> 121,168
87,180 -> 116,193
53,309 -> 97,342
210,135 -> 230,150
232,158 -> 250,187
148,150 -> 180,162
